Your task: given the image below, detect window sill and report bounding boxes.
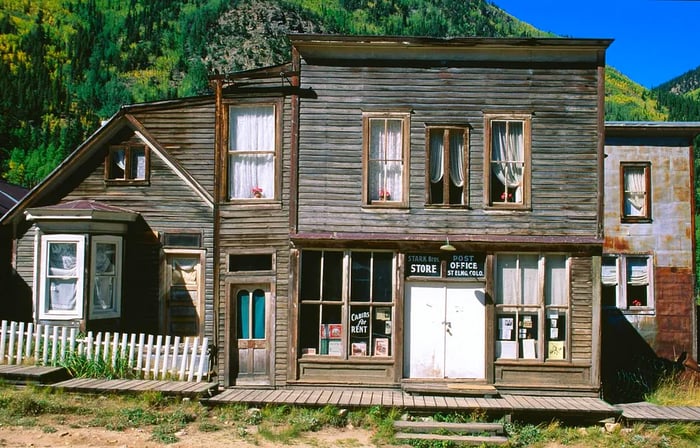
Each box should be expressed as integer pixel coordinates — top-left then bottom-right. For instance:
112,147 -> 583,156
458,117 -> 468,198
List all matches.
495,358 -> 571,365
105,179 -> 150,186
227,199 -> 283,210
299,355 -> 394,363
621,218 -> 652,224
484,205 -> 531,213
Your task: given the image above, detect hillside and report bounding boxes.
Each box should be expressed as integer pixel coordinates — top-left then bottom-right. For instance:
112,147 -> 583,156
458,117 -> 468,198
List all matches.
0,0 -> 696,187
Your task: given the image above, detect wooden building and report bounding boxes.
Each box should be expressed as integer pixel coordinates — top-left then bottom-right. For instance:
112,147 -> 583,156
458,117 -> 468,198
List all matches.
10,35 -> 698,399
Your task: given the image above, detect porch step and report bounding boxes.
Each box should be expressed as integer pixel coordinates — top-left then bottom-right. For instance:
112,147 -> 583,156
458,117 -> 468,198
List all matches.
394,421 -> 508,446
402,382 -> 499,397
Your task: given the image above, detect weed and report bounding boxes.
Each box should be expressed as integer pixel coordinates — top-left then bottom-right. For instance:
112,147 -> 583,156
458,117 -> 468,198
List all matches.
41,425 -> 57,433
198,421 -> 221,432
646,372 -> 700,406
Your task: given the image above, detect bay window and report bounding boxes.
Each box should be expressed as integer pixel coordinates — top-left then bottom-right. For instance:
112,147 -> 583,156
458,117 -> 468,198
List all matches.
485,114 -> 531,208
38,234 -> 123,321
363,112 -> 410,206
228,103 -> 278,200
298,250 -> 395,358
427,126 -> 469,206
495,253 -> 569,361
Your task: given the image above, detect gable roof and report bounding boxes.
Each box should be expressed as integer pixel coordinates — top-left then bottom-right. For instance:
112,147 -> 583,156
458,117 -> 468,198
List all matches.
0,180 -> 28,217
1,96 -> 215,227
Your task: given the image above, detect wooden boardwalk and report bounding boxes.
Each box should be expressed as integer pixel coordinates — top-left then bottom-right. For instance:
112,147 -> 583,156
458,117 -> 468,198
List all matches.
617,402 -> 700,423
52,377 -> 219,398
205,387 -> 621,422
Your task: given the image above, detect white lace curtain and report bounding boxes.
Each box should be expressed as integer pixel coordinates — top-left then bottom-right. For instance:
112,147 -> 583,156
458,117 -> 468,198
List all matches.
229,105 -> 275,199
497,254 -> 539,305
48,242 -> 78,311
429,130 -> 464,187
545,256 -> 567,306
369,118 -> 403,201
624,167 -> 646,216
93,243 -> 115,310
492,121 -> 524,202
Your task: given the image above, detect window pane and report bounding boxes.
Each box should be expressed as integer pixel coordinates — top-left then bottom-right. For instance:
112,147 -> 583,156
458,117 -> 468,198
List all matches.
229,153 -> 274,199
350,305 -> 370,356
130,147 -> 146,179
520,255 -> 539,305
48,242 -> 78,275
252,289 -> 266,339
368,118 -> 403,203
490,120 -> 524,204
601,256 -> 617,285
623,166 -> 647,217
229,105 -> 275,151
237,290 -> 250,339
300,251 -> 322,299
545,255 -> 567,306
351,252 -> 371,301
322,251 -> 343,300
93,242 -> 116,310
496,255 -> 518,305
546,312 -> 566,360
627,257 -> 649,285
109,149 -> 125,179
299,304 -> 320,354
48,279 -> 78,311
372,252 -> 393,302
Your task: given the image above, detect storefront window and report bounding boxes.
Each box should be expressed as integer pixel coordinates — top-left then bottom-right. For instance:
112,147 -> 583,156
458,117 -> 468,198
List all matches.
299,250 -> 394,358
495,253 -> 569,361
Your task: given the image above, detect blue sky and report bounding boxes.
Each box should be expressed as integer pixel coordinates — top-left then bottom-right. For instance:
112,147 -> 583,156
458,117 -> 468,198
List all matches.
491,0 -> 700,88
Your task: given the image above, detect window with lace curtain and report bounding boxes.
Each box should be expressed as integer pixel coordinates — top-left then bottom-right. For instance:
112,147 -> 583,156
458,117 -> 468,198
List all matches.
227,103 -> 278,200
363,111 -> 410,207
484,114 -> 531,208
426,126 -> 469,206
601,254 -> 654,311
621,162 -> 651,222
107,144 -> 148,182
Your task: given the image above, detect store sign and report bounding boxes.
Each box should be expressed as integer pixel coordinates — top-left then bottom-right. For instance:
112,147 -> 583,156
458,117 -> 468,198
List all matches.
446,253 -> 485,278
406,254 -> 441,277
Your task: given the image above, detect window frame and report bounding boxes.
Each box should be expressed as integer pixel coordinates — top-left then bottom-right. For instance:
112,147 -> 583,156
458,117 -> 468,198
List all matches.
425,125 -> 470,207
483,113 -> 531,210
88,235 -> 123,320
601,254 -> 654,313
620,162 -> 652,223
362,111 -> 411,208
298,250 -> 396,359
494,253 -> 570,362
105,144 -> 150,184
38,234 -> 86,320
225,99 -> 282,203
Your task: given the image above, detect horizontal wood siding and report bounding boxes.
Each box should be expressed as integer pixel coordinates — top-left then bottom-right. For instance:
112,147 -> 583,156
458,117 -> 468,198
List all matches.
130,102 -> 216,194
570,256 -> 594,365
296,64 -> 600,237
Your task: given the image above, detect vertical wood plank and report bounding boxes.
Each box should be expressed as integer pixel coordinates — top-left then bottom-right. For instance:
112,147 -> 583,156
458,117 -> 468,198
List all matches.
15,321 -> 24,364
187,337 -> 199,381
161,336 -> 171,379
42,325 -> 50,365
144,334 -> 154,379
59,326 -> 68,362
171,336 -> 181,377
0,320 -> 7,364
33,323 -> 41,361
153,335 -> 163,380
196,337 -> 208,382
86,331 -> 94,362
8,321 -> 16,365
24,323 -> 34,360
179,338 -> 190,380
136,333 -> 145,376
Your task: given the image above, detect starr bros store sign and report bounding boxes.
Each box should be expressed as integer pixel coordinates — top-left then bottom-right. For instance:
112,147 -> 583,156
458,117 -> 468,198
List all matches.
406,253 -> 485,279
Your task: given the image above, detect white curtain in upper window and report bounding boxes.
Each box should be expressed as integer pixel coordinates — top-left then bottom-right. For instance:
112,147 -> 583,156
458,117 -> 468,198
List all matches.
624,166 -> 646,216
429,132 -> 444,184
449,131 -> 464,188
369,118 -> 403,201
601,257 -> 618,285
492,121 -> 524,202
228,105 -> 275,199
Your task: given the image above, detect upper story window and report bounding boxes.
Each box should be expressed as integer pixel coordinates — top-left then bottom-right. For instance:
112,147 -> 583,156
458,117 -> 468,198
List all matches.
228,103 -> 278,201
485,115 -> 531,209
106,144 -> 148,183
363,112 -> 410,207
427,126 -> 469,206
621,162 -> 651,222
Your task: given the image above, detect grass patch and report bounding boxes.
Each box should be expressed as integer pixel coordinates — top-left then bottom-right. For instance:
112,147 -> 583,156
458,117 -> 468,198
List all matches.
646,373 -> 700,406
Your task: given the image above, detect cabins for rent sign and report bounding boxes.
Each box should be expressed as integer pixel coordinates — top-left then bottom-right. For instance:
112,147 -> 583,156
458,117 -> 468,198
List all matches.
406,253 -> 485,279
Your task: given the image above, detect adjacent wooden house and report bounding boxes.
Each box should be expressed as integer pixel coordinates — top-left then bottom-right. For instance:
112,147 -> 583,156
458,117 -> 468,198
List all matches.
6,34 -> 698,399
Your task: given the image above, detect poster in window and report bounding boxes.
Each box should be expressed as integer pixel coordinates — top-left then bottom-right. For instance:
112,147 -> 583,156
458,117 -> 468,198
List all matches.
548,341 -> 565,360
328,340 -> 342,356
351,342 -> 367,356
328,324 -> 342,339
374,338 -> 389,356
522,339 -> 537,359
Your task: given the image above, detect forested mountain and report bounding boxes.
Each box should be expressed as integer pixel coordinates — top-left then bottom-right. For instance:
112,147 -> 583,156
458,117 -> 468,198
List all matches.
1,0 -> 698,187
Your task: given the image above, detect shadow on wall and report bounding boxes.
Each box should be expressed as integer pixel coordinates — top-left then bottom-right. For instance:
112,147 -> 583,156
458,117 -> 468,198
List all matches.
0,269 -> 33,323
601,307 -> 688,403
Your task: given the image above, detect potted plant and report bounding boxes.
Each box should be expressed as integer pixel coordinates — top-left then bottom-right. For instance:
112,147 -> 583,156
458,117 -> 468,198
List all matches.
252,186 -> 264,198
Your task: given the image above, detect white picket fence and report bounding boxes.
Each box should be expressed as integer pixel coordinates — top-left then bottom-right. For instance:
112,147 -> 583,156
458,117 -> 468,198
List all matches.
0,320 -> 210,382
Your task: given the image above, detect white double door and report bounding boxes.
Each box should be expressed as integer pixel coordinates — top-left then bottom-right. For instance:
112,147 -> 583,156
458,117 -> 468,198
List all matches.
404,282 -> 486,379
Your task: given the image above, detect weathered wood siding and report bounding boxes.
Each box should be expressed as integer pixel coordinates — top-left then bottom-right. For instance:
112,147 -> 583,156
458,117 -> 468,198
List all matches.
296,64 -> 601,236
12,102 -> 216,339
217,93 -> 293,387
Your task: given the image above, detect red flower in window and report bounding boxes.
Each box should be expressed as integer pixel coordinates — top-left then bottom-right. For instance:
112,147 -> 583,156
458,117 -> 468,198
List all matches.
631,299 -> 642,307
251,186 -> 263,198
500,192 -> 513,201
378,189 -> 391,200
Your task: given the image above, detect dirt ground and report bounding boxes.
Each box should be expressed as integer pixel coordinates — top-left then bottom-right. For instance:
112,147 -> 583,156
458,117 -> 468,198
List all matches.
0,423 -> 381,447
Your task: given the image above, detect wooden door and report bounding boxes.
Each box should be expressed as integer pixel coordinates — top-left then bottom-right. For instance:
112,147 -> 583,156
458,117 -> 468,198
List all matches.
233,284 -> 271,385
164,252 -> 203,336
405,282 -> 486,379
